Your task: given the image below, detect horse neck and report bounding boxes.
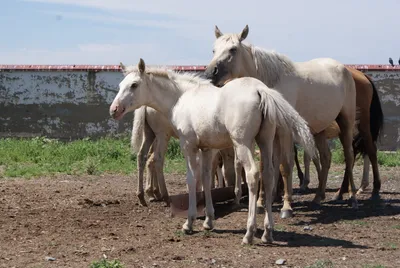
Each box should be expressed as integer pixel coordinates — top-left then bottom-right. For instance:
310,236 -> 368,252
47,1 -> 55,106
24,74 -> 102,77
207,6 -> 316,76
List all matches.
145,75 -> 183,118
246,45 -> 296,88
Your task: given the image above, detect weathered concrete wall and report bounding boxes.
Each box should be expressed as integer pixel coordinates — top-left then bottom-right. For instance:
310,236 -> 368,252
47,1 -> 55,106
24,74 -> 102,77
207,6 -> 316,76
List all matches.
0,65 -> 399,150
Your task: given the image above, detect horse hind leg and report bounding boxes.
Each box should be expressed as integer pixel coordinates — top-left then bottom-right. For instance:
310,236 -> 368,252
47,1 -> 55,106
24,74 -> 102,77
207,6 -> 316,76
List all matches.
137,127 -> 155,206
153,135 -> 171,206
358,119 -> 381,201
145,144 -> 162,202
234,143 -> 260,245
294,145 -> 305,187
256,122 -> 276,244
311,133 -> 331,208
336,113 -> 358,209
278,133 -> 295,219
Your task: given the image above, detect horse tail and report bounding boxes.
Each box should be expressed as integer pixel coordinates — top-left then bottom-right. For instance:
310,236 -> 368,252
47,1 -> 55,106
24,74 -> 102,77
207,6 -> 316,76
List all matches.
130,106 -> 147,154
258,88 -> 317,159
353,74 -> 384,157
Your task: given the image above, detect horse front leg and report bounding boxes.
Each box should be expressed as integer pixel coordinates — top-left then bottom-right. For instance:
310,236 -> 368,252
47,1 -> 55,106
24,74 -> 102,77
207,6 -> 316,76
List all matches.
181,144 -> 200,234
201,149 -> 216,230
357,155 -> 370,194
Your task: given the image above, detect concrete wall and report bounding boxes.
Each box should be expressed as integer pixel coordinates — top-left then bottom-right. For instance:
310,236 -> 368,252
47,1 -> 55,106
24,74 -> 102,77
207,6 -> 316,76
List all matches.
0,64 -> 399,150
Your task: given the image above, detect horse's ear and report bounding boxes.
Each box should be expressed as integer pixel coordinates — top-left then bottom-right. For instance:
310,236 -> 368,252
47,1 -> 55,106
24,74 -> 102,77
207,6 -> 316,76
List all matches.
138,58 -> 146,73
120,62 -> 126,73
239,25 -> 249,42
215,25 -> 223,39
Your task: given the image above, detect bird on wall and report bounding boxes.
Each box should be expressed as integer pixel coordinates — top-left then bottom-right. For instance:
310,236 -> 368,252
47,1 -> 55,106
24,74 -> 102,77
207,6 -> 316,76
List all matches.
389,57 -> 394,67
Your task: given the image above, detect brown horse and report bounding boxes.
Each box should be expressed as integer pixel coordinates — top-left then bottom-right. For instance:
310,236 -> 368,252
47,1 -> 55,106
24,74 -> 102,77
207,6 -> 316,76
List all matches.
276,67 -> 384,204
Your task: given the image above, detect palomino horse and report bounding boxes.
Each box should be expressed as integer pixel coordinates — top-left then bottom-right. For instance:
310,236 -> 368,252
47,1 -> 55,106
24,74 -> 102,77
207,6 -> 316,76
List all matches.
295,68 -> 384,199
110,59 -> 316,244
130,105 -> 235,206
205,25 -> 358,218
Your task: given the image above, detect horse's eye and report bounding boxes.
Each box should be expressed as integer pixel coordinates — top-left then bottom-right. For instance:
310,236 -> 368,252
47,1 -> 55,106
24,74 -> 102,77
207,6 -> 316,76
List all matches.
229,47 -> 237,54
131,83 -> 137,89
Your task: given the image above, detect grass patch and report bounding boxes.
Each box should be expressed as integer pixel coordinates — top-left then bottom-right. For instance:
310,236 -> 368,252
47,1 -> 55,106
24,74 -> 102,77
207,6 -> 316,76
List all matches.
0,136 -> 186,179
363,265 -> 386,268
89,258 -> 124,268
296,138 -> 400,167
305,259 -> 334,268
392,225 -> 400,230
0,136 -> 398,179
341,220 -> 368,226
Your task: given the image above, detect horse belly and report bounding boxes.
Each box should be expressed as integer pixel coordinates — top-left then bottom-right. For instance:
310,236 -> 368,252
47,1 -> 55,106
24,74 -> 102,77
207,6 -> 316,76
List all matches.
292,63 -> 348,133
197,130 -> 233,149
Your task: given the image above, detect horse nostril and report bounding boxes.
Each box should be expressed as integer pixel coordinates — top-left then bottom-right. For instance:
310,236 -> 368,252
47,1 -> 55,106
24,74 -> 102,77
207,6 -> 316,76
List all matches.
213,67 -> 219,76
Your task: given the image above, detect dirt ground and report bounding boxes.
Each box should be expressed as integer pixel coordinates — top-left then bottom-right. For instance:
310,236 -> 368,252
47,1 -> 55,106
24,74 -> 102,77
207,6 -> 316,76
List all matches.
0,164 -> 399,268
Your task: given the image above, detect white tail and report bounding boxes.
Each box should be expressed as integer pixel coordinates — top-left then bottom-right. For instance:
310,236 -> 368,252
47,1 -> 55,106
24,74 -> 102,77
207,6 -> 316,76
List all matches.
258,88 -> 317,159
130,106 -> 146,153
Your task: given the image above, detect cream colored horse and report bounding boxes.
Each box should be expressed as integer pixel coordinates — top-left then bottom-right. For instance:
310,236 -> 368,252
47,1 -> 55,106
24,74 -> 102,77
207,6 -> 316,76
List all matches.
130,105 -> 235,207
205,25 -> 358,218
110,59 -> 316,245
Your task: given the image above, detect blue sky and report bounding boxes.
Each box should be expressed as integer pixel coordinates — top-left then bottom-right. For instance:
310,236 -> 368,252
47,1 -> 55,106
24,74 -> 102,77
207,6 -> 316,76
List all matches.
1,0 -> 399,65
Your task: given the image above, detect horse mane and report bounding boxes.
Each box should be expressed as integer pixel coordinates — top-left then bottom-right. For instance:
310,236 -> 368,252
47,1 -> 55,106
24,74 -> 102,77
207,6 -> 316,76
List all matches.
124,65 -> 212,89
243,44 -> 296,88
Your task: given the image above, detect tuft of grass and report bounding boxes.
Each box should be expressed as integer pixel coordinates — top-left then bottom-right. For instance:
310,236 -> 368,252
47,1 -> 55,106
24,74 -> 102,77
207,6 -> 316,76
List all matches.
392,225 -> 400,230
274,224 -> 286,232
305,259 -> 334,268
89,258 -> 124,268
0,136 -> 186,179
362,265 -> 386,268
341,220 -> 368,226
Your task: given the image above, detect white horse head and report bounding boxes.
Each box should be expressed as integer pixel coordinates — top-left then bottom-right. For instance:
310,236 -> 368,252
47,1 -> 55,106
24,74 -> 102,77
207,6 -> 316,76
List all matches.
110,58 -> 151,120
204,25 -> 257,86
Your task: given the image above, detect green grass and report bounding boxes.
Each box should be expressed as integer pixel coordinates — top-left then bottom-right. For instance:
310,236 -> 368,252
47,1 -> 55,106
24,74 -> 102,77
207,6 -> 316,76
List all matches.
296,138 -> 400,167
89,258 -> 124,268
305,259 -> 334,268
362,265 -> 386,268
0,136 -> 186,179
0,136 -> 399,179
341,219 -> 369,226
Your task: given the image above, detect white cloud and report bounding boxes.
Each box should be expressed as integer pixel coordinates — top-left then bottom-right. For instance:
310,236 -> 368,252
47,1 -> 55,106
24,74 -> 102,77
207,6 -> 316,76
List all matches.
38,10 -> 198,30
12,0 -> 400,64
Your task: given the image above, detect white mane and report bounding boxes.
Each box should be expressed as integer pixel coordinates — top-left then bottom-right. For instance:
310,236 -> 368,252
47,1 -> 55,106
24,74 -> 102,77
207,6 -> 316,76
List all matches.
123,65 -> 212,91
241,43 -> 296,88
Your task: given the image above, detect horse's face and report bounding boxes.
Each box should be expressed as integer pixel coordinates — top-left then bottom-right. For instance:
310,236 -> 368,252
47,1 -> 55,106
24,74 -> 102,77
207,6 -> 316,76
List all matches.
205,25 -> 249,87
110,59 -> 148,120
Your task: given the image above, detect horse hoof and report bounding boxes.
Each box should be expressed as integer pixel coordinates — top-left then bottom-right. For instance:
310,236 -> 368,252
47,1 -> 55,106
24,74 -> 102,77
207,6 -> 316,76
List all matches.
261,229 -> 274,244
331,193 -> 343,202
298,187 -> 308,194
309,201 -> 321,210
348,198 -> 359,210
280,209 -> 293,219
369,193 -> 381,203
241,236 -> 253,245
137,194 -> 148,207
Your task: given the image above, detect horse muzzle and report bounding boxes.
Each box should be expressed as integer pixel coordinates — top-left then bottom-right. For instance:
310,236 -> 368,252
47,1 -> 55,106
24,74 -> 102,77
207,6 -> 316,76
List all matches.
109,103 -> 126,120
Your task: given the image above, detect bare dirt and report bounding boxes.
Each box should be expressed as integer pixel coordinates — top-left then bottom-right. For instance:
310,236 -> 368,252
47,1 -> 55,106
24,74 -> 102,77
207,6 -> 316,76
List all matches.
0,164 -> 399,268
